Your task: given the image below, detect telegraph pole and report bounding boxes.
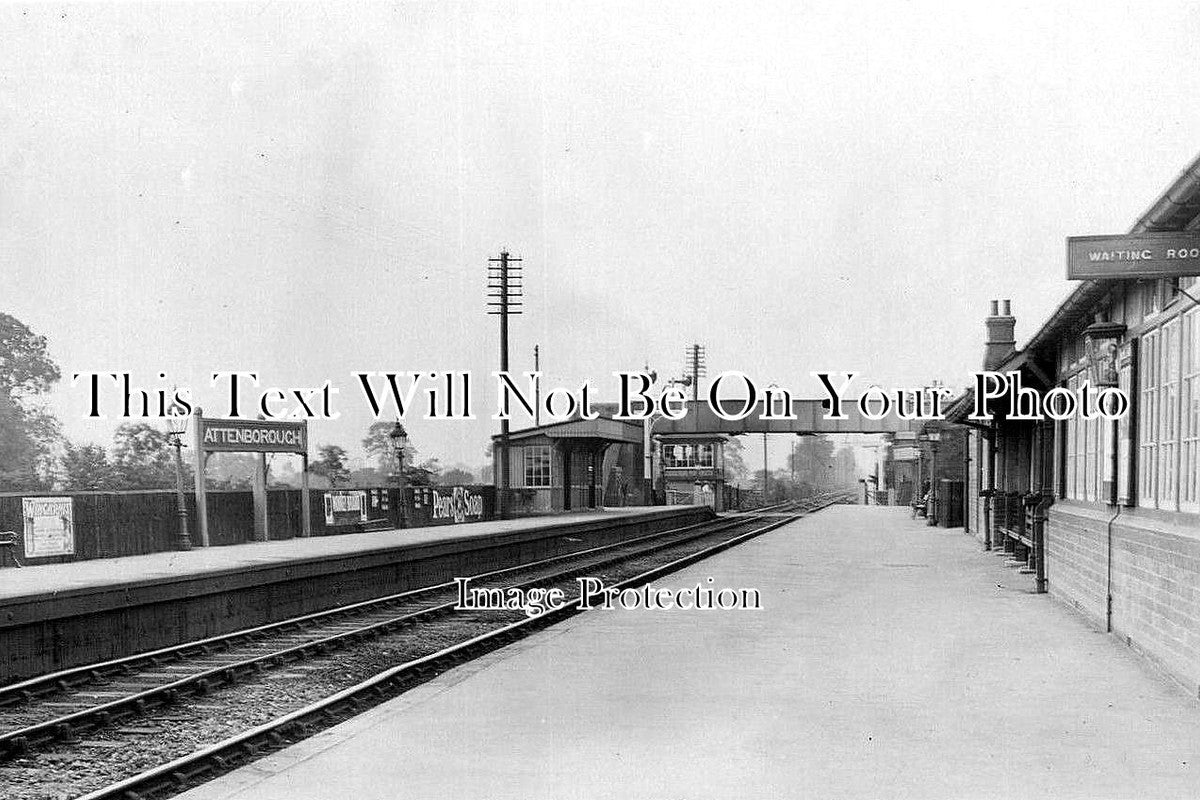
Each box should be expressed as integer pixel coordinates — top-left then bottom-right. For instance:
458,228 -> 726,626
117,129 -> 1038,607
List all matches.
763,432 -> 769,504
686,343 -> 706,402
488,251 -> 522,518
790,439 -> 796,485
534,344 -> 541,427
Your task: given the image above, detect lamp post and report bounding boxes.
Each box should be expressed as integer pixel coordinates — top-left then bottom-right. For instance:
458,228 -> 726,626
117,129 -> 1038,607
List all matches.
1083,320 -> 1125,504
1083,321 -> 1125,387
164,405 -> 192,551
915,443 -> 924,512
642,371 -> 696,506
925,429 -> 942,526
388,421 -> 409,528
643,412 -> 665,505
762,432 -> 769,504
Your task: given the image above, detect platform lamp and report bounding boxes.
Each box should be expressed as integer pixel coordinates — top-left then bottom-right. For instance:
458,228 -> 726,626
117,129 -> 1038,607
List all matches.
1083,321 -> 1126,387
1084,320 -> 1125,505
924,429 -> 942,526
164,403 -> 193,551
388,420 -> 409,528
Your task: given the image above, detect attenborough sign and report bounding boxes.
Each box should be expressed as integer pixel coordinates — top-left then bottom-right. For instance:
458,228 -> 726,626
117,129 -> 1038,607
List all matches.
198,417 -> 307,453
1067,232 -> 1200,280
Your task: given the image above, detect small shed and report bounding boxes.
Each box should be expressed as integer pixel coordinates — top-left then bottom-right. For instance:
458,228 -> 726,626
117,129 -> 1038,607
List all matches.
492,417 -> 645,513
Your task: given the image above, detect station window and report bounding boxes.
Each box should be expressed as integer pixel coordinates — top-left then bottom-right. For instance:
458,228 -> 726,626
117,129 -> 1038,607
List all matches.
662,443 -> 715,469
1158,319 -> 1180,511
523,446 -> 552,488
1139,328 -> 1160,505
662,445 -> 688,468
1183,309 -> 1200,512
1135,307 -> 1200,512
1064,372 -> 1103,502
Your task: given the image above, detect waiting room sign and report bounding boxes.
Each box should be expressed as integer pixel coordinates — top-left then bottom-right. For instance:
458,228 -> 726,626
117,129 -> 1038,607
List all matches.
1067,232 -> 1200,280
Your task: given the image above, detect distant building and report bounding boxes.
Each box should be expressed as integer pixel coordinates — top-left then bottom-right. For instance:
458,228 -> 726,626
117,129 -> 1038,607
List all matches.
656,433 -> 730,510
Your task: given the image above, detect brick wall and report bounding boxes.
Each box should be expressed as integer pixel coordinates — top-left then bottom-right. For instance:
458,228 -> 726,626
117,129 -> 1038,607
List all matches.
1110,510 -> 1200,691
1048,500 -> 1200,693
1045,501 -> 1108,626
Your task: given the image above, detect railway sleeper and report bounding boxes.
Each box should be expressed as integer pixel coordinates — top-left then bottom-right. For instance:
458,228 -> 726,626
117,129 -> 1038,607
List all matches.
55,721 -> 80,743
2,735 -> 29,757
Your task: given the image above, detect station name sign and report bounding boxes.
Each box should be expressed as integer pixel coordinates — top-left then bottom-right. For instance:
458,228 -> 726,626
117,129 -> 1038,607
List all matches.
199,417 -> 307,453
1067,232 -> 1200,280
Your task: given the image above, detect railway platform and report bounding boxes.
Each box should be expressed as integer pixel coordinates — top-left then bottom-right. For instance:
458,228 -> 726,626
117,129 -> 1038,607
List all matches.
0,506 -> 676,603
178,505 -> 1200,800
1,505 -> 711,682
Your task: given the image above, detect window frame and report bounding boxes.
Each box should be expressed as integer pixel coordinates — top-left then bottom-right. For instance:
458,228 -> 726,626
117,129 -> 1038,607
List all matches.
522,445 -> 552,488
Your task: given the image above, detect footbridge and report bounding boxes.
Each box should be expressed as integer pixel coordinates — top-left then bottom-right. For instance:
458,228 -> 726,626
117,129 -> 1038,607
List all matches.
653,399 -> 921,436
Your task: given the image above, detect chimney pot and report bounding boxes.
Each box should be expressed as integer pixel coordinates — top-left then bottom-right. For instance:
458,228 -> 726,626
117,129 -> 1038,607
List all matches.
983,300 -> 1017,370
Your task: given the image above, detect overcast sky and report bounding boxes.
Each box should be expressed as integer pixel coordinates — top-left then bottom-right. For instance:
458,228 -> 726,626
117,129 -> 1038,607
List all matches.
4,1 -> 1200,472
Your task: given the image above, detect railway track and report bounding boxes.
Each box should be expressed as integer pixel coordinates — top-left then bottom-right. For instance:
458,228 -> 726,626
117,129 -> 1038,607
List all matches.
0,494 -> 846,800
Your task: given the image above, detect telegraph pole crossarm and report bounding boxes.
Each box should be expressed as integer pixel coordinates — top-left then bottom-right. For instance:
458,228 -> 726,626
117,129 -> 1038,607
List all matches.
488,251 -> 523,518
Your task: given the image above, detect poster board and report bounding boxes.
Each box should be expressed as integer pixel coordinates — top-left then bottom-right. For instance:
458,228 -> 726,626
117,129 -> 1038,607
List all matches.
324,490 -> 368,526
22,497 -> 75,557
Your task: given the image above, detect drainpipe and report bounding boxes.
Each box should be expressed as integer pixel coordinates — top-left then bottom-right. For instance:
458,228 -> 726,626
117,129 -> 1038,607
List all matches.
1105,417 -> 1121,633
963,432 -> 971,535
1106,504 -> 1121,633
984,424 -> 997,550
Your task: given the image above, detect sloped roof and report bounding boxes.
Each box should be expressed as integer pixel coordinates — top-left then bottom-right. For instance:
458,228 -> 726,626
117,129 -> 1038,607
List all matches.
1001,152 -> 1200,368
495,416 -> 644,444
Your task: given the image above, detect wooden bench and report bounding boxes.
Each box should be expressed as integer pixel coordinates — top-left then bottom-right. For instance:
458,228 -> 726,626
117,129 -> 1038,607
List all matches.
0,531 -> 23,568
995,494 -> 1048,593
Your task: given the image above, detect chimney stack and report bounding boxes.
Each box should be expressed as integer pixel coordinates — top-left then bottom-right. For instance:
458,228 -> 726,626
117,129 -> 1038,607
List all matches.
984,299 -> 1016,370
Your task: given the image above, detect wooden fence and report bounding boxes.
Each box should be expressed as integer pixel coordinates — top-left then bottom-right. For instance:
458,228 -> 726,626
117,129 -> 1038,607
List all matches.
0,484 -> 496,566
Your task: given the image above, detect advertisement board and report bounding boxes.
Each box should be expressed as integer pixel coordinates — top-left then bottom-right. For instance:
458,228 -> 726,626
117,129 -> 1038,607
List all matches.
409,485 -> 494,526
324,490 -> 368,526
22,497 -> 75,557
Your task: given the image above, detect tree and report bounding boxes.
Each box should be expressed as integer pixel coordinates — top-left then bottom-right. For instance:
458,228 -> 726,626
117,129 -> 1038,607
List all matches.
205,453 -> 259,490
362,421 -> 416,473
439,466 -> 475,486
0,313 -> 62,490
61,442 -> 117,490
413,457 -> 442,484
724,437 -> 748,483
310,444 -> 351,486
0,313 -> 61,398
349,466 -> 387,487
0,395 -> 60,489
789,436 -> 835,488
111,422 -> 177,489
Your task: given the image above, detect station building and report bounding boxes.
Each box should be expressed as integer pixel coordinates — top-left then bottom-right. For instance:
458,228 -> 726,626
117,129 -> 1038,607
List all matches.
493,417 -> 645,513
883,422 -> 967,521
951,153 -> 1200,693
492,409 -> 734,513
657,433 -> 730,509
